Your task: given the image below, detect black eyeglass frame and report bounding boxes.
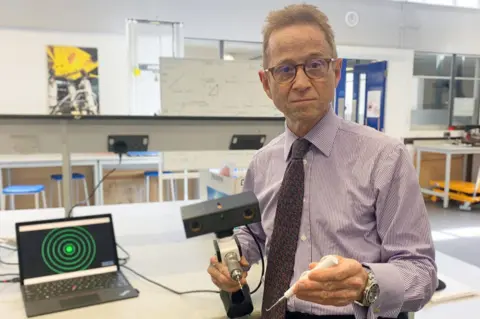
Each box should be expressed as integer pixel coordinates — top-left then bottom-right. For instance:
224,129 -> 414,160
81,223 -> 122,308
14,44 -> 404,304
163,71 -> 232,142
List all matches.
264,58 -> 338,83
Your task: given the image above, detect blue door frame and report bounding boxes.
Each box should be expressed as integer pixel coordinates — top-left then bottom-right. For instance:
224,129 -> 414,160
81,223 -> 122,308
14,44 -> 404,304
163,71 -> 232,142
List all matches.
335,59 -> 348,116
353,61 -> 388,131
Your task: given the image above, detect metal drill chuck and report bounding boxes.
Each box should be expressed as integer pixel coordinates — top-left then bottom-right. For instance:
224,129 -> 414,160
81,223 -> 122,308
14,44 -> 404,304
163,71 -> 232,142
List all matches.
225,251 -> 242,281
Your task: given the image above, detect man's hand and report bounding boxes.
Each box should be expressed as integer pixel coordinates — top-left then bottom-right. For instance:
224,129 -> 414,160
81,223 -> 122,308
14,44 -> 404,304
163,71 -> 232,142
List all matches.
207,256 -> 249,292
295,256 -> 368,307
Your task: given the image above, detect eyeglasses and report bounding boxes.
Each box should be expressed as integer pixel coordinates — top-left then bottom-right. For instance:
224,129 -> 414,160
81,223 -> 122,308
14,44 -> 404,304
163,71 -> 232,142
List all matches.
265,58 -> 336,84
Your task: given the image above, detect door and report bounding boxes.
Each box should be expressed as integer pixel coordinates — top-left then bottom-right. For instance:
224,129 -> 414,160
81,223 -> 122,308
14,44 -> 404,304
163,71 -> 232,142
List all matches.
353,61 -> 388,131
335,59 -> 348,119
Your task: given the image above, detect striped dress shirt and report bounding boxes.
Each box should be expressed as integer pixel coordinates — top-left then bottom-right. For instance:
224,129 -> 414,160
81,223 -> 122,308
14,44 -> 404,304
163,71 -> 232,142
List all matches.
235,108 -> 437,318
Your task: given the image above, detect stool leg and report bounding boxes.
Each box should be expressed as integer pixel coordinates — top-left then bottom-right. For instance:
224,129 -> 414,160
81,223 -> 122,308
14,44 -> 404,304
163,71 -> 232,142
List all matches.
35,193 -> 40,209
170,178 -> 176,201
42,191 -> 47,208
146,176 -> 150,202
184,169 -> 189,201
11,195 -> 15,210
57,181 -> 62,207
1,194 -> 5,210
49,181 -> 53,207
165,178 -> 170,201
76,180 -> 80,204
83,179 -> 89,206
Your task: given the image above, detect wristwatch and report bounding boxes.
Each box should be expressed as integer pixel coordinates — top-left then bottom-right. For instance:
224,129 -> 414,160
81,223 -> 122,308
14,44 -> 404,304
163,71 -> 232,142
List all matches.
355,267 -> 380,307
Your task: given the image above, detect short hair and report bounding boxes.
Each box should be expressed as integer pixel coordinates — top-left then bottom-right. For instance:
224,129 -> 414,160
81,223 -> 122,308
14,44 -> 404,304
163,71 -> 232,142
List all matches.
262,4 -> 338,68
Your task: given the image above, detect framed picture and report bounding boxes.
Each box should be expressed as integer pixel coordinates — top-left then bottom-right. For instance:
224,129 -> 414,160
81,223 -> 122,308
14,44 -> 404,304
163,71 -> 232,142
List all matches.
47,46 -> 100,115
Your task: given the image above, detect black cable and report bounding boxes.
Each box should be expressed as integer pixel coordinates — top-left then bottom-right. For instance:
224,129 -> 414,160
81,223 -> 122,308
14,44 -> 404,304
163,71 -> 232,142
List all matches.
245,224 -> 264,294
67,155 -> 122,218
63,153 -> 218,296
0,257 -> 18,266
116,243 -> 130,266
0,273 -> 20,283
1,277 -> 20,283
0,245 -> 17,252
121,265 -> 219,295
0,246 -> 18,265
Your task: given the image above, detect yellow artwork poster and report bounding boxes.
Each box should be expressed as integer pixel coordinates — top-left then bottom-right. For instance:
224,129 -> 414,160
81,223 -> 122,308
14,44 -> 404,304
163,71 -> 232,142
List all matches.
47,46 -> 100,115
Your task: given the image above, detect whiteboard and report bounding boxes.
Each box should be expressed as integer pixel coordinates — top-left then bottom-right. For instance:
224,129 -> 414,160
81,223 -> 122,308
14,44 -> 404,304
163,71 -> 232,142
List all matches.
159,57 -> 283,117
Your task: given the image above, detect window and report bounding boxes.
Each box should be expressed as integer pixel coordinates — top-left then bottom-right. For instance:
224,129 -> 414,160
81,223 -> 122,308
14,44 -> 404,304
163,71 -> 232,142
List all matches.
409,0 -> 454,5
411,52 -> 453,129
390,0 -> 479,7
184,38 -> 220,59
223,41 -> 262,62
455,0 -> 479,7
452,55 -> 480,125
411,52 -> 480,130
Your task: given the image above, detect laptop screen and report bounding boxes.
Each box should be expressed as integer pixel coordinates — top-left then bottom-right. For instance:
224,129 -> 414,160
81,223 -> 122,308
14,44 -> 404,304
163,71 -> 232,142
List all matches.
17,216 -> 118,285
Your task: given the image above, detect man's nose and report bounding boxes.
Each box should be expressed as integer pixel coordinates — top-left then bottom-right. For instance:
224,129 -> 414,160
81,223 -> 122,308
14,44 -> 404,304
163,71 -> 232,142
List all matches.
292,67 -> 312,91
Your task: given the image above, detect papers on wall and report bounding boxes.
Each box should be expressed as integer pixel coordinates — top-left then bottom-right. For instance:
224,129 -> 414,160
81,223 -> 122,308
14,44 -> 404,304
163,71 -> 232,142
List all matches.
366,90 -> 382,118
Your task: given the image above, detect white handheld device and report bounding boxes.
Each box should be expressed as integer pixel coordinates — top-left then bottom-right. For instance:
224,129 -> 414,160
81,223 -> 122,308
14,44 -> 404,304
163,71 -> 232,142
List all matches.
265,255 -> 339,312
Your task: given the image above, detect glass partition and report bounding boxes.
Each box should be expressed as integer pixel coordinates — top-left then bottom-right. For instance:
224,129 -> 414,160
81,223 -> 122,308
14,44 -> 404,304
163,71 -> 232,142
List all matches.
223,41 -> 262,62
411,52 -> 480,130
184,38 -> 220,59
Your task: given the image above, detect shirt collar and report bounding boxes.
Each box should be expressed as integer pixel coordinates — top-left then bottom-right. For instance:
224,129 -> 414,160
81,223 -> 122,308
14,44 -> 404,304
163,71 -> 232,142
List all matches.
284,107 -> 340,161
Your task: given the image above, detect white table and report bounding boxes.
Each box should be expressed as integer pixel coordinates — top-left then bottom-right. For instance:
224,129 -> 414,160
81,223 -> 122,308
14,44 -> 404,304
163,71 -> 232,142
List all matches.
0,154 -> 198,208
1,241 -> 479,318
0,154 -> 99,210
1,201 -> 480,319
415,143 -> 480,208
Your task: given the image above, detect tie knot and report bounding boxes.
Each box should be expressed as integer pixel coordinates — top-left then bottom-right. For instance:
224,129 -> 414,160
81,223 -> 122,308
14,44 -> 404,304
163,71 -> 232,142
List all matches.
291,138 -> 311,160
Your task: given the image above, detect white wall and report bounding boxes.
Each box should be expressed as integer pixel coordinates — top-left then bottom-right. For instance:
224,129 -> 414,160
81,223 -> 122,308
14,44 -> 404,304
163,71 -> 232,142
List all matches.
1,0 -> 480,54
0,29 -> 129,115
2,0 -> 479,137
0,27 -> 414,138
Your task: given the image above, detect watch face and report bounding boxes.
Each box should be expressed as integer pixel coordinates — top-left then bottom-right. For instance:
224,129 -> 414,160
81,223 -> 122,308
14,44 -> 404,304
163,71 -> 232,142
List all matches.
368,284 -> 380,303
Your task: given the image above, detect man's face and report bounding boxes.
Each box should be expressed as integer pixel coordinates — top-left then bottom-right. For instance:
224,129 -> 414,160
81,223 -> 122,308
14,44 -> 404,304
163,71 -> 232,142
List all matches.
259,24 -> 342,124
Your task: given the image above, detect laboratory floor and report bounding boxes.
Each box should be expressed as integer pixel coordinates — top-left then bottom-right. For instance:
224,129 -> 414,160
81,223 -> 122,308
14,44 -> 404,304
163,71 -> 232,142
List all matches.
427,202 -> 480,267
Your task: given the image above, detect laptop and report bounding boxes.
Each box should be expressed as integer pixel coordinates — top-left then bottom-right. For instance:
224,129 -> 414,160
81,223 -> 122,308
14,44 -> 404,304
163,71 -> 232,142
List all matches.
15,214 -> 139,317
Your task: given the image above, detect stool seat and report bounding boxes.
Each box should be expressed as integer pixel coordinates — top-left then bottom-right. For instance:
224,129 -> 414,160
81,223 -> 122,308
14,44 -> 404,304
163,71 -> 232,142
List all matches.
127,151 -> 159,157
50,173 -> 86,181
144,171 -> 173,177
3,185 -> 45,195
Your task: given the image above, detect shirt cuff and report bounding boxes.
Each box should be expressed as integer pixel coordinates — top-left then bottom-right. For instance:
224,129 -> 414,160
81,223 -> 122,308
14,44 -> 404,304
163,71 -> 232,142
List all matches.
361,262 -> 405,318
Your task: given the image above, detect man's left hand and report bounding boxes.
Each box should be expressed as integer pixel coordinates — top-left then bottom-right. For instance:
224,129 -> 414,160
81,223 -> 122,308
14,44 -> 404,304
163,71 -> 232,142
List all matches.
295,256 -> 369,307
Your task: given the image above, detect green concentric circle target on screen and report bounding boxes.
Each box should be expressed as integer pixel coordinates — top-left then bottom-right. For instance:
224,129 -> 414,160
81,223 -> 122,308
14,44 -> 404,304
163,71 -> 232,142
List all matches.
41,227 -> 96,274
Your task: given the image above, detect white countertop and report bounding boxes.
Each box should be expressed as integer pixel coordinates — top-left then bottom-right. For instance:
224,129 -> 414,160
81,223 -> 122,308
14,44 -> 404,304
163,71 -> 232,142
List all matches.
415,143 -> 480,154
1,202 -> 479,318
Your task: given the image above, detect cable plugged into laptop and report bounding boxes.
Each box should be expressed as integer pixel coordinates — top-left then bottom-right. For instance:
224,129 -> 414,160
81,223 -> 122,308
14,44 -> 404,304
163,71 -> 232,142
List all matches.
1,276 -> 20,283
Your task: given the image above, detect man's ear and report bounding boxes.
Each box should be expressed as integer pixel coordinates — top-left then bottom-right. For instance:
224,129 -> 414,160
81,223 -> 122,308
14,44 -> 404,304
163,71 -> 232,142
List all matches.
259,70 -> 273,100
334,59 -> 343,88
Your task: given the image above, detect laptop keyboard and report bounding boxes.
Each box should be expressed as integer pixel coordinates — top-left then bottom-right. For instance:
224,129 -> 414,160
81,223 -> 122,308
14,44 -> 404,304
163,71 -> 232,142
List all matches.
24,272 -> 128,301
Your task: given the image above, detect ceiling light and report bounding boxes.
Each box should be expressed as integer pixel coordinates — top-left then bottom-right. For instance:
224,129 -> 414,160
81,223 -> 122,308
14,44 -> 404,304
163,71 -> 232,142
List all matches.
223,54 -> 235,61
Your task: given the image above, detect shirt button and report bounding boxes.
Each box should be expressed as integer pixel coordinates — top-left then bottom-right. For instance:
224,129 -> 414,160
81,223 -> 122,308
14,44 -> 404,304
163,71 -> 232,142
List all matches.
300,235 -> 307,241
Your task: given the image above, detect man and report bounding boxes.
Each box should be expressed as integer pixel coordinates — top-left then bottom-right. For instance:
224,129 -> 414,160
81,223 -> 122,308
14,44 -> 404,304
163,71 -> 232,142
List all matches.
208,4 -> 437,319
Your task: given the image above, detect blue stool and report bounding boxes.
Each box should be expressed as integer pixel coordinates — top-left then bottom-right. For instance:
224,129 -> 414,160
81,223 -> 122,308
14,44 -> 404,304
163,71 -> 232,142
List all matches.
127,151 -> 159,157
144,171 -> 176,202
1,185 -> 47,210
50,173 -> 89,207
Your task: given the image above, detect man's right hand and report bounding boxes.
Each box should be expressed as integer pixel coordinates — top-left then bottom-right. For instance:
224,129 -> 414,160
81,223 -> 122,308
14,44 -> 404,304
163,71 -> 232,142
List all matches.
208,256 -> 249,292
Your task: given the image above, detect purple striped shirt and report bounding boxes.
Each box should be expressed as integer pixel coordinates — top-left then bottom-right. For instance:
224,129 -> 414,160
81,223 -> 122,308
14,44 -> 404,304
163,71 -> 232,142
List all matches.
236,108 -> 437,318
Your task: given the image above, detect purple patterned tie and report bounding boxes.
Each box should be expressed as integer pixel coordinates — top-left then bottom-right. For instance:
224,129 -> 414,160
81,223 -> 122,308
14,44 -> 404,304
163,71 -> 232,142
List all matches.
262,138 -> 311,319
